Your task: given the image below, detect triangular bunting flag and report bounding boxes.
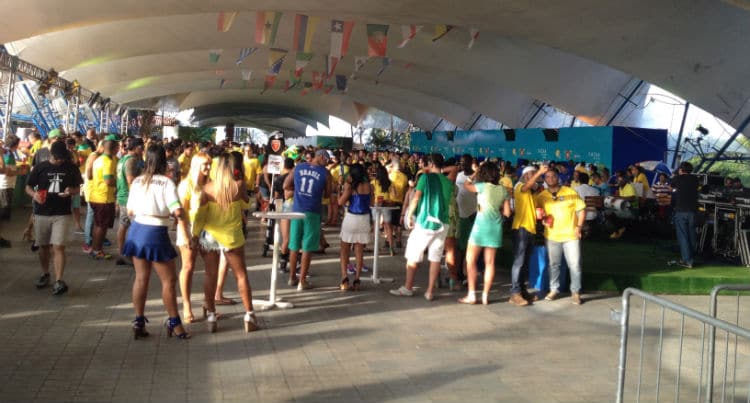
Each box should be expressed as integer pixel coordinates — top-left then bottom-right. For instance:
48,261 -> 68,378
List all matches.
300,82 -> 313,96
351,56 -> 368,80
236,48 -> 258,65
354,102 -> 369,122
293,15 -> 319,54
375,58 -> 391,85
323,85 -> 334,95
330,20 -> 355,59
217,12 -> 238,32
263,48 -> 288,93
335,75 -> 348,92
468,28 -> 480,49
219,78 -> 227,88
209,49 -> 223,63
398,25 -> 422,48
295,52 -> 313,78
432,25 -> 454,42
255,11 -> 283,46
312,72 -> 324,89
241,70 -> 252,81
367,24 -> 390,57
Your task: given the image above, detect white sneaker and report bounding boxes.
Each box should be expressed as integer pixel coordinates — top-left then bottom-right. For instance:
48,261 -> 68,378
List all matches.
389,286 -> 413,297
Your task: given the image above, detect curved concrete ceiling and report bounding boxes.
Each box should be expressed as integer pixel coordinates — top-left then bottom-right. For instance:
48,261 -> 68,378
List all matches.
2,0 -> 749,134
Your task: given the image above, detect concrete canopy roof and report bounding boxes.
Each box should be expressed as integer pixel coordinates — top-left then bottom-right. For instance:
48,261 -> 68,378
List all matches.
3,0 -> 750,134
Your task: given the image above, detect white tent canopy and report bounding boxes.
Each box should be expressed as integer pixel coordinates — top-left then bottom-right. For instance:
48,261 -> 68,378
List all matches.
2,0 -> 750,136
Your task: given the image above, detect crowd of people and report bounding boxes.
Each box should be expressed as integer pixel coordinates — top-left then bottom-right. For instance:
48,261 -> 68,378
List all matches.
0,126 -> 719,339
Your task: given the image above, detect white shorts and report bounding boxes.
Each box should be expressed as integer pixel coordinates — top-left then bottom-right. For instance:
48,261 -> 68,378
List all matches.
340,212 -> 370,244
34,215 -> 71,246
404,223 -> 450,264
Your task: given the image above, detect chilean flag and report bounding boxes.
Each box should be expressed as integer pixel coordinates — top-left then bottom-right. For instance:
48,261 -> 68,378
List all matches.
330,20 -> 355,59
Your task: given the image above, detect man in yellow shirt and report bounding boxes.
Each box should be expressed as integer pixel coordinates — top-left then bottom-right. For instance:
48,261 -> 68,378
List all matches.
509,164 -> 547,306
177,144 -> 193,182
609,171 -> 639,239
88,139 -> 118,260
536,169 -> 586,305
243,145 -> 259,194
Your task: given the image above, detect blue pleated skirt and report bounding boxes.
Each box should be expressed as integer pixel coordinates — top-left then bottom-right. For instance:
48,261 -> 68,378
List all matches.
122,221 -> 177,262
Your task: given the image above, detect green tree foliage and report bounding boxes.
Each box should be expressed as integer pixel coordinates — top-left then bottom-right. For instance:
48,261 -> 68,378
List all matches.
368,129 -> 411,151
177,126 -> 215,143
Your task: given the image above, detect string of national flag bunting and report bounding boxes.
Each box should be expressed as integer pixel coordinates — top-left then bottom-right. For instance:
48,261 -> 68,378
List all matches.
211,11 -> 479,95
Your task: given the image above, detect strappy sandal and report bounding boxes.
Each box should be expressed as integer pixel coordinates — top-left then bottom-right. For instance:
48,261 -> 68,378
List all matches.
340,277 -> 350,291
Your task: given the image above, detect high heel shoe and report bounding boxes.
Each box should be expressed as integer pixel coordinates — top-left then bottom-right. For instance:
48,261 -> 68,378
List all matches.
351,278 -> 361,291
164,316 -> 190,339
339,277 -> 350,291
206,311 -> 217,333
132,316 -> 149,340
244,312 -> 259,332
183,309 -> 194,324
202,305 -> 223,321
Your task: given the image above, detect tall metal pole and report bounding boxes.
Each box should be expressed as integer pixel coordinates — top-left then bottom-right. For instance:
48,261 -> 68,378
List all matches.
606,80 -> 644,126
64,99 -> 71,133
2,63 -> 16,139
523,102 -> 546,129
72,89 -> 80,132
698,111 -> 750,173
671,102 -> 690,169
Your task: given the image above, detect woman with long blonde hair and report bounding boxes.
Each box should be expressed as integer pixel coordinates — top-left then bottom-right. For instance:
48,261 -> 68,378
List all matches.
193,153 -> 259,332
176,152 -> 211,323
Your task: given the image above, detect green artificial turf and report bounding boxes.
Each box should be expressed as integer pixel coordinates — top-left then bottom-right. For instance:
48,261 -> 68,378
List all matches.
498,239 -> 750,295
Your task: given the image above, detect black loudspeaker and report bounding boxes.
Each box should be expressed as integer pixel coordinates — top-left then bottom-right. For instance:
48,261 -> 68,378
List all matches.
446,131 -> 455,142
425,131 -> 433,140
503,129 -> 516,141
543,128 -> 559,142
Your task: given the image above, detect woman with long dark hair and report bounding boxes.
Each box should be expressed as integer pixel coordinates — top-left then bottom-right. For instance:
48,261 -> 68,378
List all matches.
458,161 -> 511,305
123,144 -> 191,339
371,163 -> 396,255
193,153 -> 259,332
338,163 -> 372,291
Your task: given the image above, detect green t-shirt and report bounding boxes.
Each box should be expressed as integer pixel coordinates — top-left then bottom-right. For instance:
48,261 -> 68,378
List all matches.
116,155 -> 142,205
415,173 -> 454,230
475,182 -> 509,222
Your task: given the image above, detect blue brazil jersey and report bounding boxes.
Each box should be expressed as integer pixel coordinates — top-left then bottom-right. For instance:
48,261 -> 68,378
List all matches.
292,162 -> 328,213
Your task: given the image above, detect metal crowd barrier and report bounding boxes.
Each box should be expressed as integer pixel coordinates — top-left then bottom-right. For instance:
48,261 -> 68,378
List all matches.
615,287 -> 750,403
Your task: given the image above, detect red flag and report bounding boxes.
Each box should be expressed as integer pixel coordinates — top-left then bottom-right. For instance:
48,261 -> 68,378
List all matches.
312,72 -> 324,89
366,24 -> 389,57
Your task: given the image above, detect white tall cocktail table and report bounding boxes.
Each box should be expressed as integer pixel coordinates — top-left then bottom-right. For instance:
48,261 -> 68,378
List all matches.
251,211 -> 305,310
362,206 -> 400,284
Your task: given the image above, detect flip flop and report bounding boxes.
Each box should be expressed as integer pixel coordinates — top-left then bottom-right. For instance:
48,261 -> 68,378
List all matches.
214,298 -> 237,305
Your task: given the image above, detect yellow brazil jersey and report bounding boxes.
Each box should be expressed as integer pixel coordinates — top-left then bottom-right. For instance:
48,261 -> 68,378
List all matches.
535,186 -> 585,242
633,172 -> 650,194
371,180 -> 395,204
178,154 -> 192,181
89,154 -> 116,203
243,157 -> 259,191
512,182 -> 537,234
618,182 -> 639,208
389,170 -> 408,203
330,164 -> 349,191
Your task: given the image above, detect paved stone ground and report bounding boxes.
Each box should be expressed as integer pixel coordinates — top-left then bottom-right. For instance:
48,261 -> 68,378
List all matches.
0,207 -> 745,402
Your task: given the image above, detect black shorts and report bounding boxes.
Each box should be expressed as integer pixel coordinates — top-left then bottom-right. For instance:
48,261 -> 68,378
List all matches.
390,207 -> 402,227
91,202 -> 115,229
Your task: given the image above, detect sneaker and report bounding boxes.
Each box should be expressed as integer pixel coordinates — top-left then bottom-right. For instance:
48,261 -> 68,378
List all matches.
90,250 -> 112,260
296,281 -> 313,291
521,289 -> 539,302
361,265 -> 370,273
0,238 -> 11,248
287,278 -> 298,287
82,243 -> 93,254
544,291 -> 559,301
571,292 -> 583,305
389,286 -> 413,297
52,280 -> 68,295
30,241 -> 40,252
677,261 -> 693,269
424,292 -> 434,301
103,238 -> 112,247
509,293 -> 530,306
346,263 -> 356,275
35,273 -> 50,289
